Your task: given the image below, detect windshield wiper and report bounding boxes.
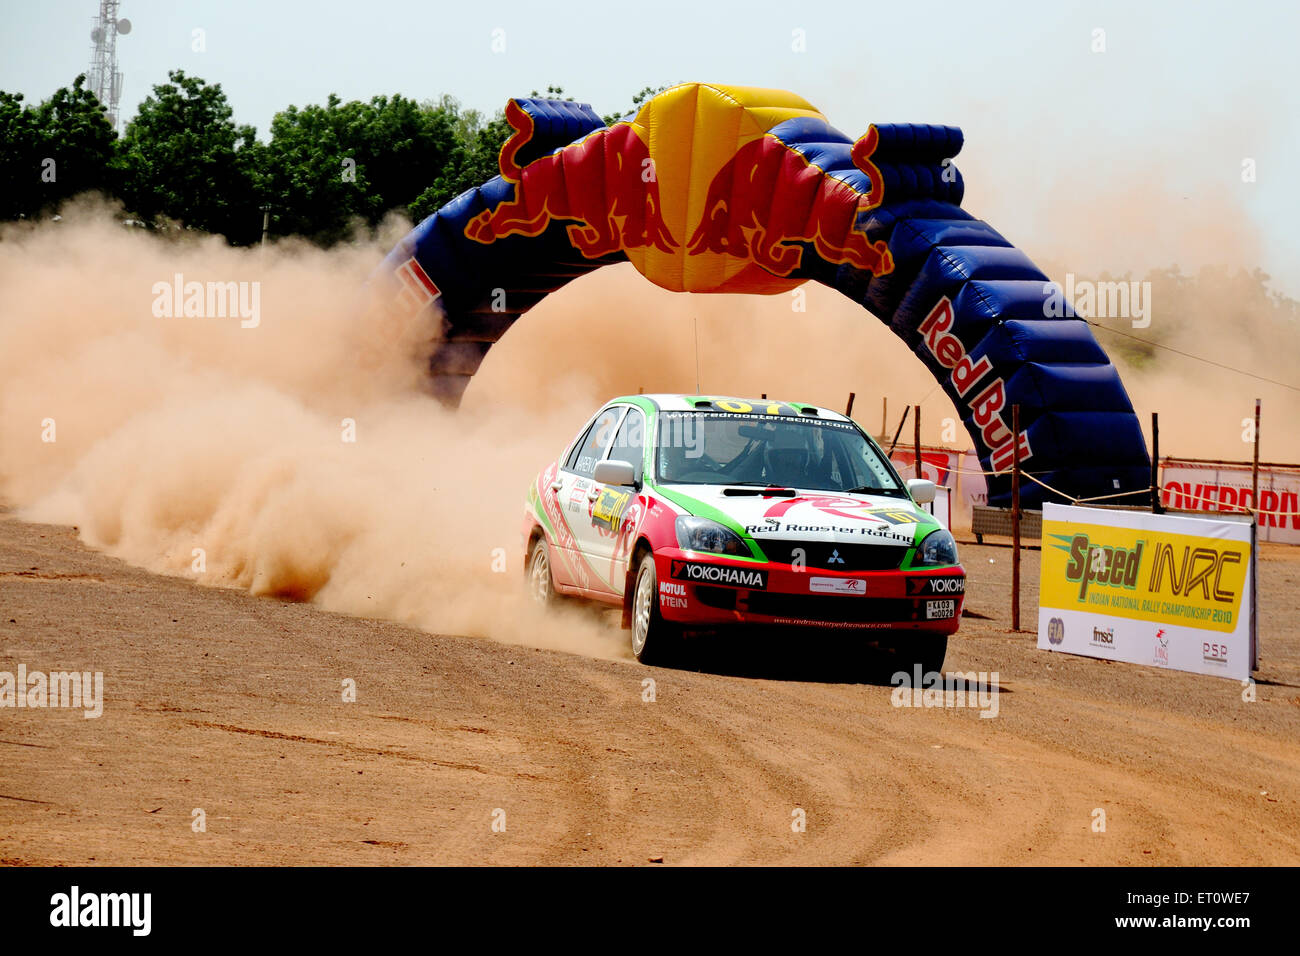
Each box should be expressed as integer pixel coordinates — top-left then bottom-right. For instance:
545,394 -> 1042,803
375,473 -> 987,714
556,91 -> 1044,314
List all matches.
844,485 -> 906,496
721,484 -> 797,497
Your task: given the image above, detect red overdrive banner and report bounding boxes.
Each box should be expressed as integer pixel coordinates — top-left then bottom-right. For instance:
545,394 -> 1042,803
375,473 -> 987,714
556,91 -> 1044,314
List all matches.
1160,459 -> 1300,545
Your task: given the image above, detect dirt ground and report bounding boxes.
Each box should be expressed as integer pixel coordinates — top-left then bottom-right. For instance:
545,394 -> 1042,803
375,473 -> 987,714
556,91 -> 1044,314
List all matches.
1,511 -> 1298,866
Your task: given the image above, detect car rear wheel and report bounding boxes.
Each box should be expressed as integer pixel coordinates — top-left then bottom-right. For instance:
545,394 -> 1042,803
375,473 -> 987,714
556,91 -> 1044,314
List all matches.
631,552 -> 680,665
527,537 -> 557,608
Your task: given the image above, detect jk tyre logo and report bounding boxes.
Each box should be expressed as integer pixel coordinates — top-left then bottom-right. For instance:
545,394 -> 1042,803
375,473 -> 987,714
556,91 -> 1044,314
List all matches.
670,560 -> 768,590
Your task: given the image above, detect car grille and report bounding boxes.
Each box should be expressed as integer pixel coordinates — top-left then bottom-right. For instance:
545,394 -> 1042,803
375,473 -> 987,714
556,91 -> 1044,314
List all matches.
693,586 -> 935,625
742,592 -> 924,623
752,540 -> 909,571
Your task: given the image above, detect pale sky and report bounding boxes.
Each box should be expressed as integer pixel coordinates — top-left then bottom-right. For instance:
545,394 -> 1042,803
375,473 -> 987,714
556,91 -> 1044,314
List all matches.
3,0 -> 1297,295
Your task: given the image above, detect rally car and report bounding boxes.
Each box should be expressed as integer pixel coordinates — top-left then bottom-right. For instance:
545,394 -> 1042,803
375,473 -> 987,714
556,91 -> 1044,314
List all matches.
521,395 -> 965,668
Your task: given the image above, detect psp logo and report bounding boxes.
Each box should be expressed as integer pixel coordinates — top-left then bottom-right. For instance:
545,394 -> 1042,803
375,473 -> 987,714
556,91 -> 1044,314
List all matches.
1203,642 -> 1229,665
1047,617 -> 1065,646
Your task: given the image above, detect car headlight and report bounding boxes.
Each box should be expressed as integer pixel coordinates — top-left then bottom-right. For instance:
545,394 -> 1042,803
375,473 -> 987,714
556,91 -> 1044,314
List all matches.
916,528 -> 959,566
675,516 -> 750,556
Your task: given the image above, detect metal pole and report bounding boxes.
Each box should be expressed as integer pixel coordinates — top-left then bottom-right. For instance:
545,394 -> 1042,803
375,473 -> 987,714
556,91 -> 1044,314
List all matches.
1252,398 -> 1261,518
881,397 -> 887,442
913,404 -> 922,483
260,204 -> 271,247
1011,403 -> 1021,632
887,406 -> 910,456
1151,412 -> 1163,514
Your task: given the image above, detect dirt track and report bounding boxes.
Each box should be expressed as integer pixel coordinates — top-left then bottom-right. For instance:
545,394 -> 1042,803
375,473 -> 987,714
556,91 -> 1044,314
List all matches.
2,511 -> 1299,866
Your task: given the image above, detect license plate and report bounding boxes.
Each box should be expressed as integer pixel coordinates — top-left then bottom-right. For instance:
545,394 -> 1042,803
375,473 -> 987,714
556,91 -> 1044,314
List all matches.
926,600 -> 956,619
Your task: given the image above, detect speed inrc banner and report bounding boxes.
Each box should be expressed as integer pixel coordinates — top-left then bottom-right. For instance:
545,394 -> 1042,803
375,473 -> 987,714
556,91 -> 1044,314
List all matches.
1038,504 -> 1257,680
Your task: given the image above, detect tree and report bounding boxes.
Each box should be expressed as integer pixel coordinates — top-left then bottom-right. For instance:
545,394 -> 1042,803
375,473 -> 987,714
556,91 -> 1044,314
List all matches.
34,74 -> 118,210
406,98 -> 510,224
0,75 -> 117,220
0,90 -> 41,220
265,93 -> 457,244
115,70 -> 263,242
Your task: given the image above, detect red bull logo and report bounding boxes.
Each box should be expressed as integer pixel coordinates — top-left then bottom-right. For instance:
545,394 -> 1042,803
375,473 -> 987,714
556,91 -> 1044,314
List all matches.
464,86 -> 895,292
465,99 -> 676,258
686,125 -> 893,278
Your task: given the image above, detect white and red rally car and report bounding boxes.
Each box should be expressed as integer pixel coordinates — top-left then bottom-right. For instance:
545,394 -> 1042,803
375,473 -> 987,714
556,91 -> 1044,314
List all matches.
522,395 -> 965,667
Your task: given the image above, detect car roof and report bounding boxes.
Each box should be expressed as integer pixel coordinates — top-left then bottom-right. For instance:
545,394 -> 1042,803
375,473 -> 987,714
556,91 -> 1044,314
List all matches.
613,393 -> 854,424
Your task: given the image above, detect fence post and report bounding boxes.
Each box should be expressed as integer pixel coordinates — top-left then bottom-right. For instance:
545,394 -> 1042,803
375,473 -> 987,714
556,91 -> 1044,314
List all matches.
1151,412 -> 1163,514
1012,403 -> 1021,632
913,405 -> 922,482
1252,398 -> 1261,518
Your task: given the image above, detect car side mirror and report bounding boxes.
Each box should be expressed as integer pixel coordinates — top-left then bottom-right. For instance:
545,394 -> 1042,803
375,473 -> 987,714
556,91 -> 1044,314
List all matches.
907,478 -> 936,504
594,459 -> 638,487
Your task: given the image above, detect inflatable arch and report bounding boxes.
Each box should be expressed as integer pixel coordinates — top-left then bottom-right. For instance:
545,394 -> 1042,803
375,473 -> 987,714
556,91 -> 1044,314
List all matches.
376,83 -> 1151,508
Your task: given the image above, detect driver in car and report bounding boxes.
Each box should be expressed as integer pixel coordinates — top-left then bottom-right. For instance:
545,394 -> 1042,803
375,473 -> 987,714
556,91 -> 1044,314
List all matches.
762,428 -> 812,487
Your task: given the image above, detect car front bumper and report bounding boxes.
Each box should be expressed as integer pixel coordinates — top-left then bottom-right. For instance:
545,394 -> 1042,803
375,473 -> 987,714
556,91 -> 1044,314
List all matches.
652,549 -> 964,634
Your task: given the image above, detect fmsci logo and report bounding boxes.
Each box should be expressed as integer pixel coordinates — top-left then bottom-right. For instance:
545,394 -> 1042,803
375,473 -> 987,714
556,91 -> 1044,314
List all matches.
1047,617 -> 1065,645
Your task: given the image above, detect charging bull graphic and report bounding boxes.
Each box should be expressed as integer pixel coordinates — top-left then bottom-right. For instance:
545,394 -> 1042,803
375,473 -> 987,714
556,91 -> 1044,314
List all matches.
465,99 -> 676,258
375,82 -> 1152,508
686,125 -> 892,279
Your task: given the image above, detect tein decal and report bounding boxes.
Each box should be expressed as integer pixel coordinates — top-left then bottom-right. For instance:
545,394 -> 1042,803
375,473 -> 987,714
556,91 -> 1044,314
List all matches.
670,560 -> 769,590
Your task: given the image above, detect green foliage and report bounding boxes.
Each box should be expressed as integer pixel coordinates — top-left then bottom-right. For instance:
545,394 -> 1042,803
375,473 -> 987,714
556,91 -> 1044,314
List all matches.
0,90 -> 40,220
407,101 -> 510,224
0,73 -> 676,242
115,70 -> 262,242
264,92 -> 456,244
0,75 -> 116,220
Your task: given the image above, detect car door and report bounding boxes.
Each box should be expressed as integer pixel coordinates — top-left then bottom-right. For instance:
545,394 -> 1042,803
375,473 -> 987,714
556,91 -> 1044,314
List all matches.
584,404 -> 647,595
549,405 -> 625,594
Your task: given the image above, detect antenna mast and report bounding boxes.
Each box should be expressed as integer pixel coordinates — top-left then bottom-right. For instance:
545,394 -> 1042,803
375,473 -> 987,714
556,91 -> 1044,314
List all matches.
88,1 -> 132,131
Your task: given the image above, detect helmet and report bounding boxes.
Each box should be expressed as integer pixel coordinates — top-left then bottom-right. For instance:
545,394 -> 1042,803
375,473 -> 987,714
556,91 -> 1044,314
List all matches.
763,427 -> 809,486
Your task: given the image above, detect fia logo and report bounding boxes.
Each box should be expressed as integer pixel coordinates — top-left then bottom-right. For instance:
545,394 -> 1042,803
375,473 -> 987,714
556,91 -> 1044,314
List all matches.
1047,617 -> 1065,645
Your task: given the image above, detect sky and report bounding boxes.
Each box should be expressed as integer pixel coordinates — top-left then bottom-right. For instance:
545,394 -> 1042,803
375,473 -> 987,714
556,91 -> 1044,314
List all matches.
2,0 -> 1297,295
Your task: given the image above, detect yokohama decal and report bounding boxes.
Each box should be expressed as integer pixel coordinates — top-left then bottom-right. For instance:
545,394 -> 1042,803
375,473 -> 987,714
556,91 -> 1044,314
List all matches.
670,560 -> 768,590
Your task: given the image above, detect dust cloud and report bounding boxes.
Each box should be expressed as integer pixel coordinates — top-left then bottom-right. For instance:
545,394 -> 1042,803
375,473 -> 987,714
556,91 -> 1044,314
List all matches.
0,198 -> 624,657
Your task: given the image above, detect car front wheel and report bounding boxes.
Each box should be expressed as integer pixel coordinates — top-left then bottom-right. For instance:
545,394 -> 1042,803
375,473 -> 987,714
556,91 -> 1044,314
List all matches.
631,552 -> 680,665
527,537 -> 557,608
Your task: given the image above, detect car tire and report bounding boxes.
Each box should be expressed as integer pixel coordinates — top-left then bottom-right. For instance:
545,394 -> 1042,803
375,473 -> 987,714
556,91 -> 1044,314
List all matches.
630,552 -> 680,665
908,634 -> 948,675
527,537 -> 558,608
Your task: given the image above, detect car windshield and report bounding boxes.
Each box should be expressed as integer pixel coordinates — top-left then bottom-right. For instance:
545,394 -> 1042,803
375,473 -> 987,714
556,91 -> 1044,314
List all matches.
655,411 -> 904,494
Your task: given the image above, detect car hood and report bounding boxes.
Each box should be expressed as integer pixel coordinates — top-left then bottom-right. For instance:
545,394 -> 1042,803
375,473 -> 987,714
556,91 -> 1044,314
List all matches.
655,483 -> 941,548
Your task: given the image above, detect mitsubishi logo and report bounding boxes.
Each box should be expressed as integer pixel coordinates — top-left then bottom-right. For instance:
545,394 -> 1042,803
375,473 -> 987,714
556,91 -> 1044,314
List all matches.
828,550 -> 845,564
